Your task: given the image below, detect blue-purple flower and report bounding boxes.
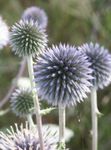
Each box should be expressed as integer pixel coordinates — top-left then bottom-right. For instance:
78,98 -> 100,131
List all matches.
78,42 -> 111,89
0,123 -> 57,150
22,6 -> 48,29
34,44 -> 92,106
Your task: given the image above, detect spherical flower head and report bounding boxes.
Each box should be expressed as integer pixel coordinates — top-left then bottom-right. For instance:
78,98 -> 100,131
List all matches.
0,123 -> 57,150
0,16 -> 9,49
34,44 -> 92,107
10,20 -> 47,57
43,124 -> 74,142
22,6 -> 48,29
78,42 -> 111,89
10,88 -> 34,117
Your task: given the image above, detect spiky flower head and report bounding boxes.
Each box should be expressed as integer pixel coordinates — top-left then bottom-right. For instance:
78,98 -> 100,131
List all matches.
0,123 -> 57,150
78,42 -> 111,89
10,88 -> 34,117
22,6 -> 48,29
0,16 -> 9,49
34,44 -> 92,107
43,124 -> 74,142
10,20 -> 47,57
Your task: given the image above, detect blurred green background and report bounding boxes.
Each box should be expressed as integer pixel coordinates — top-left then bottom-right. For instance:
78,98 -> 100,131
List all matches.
0,0 -> 111,149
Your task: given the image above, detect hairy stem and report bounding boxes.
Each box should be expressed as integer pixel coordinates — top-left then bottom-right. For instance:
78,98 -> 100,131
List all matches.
59,105 -> 66,149
27,55 -> 44,150
91,87 -> 98,150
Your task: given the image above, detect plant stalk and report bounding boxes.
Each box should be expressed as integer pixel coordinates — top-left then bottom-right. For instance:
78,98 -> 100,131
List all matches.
91,87 -> 98,150
27,55 -> 44,150
59,105 -> 66,149
27,114 -> 35,128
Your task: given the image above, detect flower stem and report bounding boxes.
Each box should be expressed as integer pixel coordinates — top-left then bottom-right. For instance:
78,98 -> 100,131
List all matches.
59,105 -> 66,149
27,114 -> 35,128
91,87 -> 98,150
27,55 -> 44,150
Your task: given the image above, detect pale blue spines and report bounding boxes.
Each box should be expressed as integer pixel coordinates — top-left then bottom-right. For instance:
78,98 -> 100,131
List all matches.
10,20 -> 47,57
34,44 -> 93,107
22,6 -> 48,29
0,123 -> 57,150
78,42 -> 111,89
10,88 -> 34,117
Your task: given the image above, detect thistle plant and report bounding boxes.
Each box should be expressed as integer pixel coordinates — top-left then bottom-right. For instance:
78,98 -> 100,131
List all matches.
0,123 -> 57,150
10,19 -> 48,150
43,124 -> 74,142
34,44 -> 93,148
10,88 -> 34,127
0,16 -> 9,49
79,42 -> 111,150
10,88 -> 34,117
22,6 -> 48,29
10,20 -> 47,57
10,88 -> 55,122
2,5 -> 111,150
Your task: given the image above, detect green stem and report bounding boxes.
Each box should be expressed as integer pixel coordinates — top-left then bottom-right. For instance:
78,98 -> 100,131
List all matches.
27,55 -> 44,150
59,105 -> 66,149
27,114 -> 35,128
91,87 -> 98,150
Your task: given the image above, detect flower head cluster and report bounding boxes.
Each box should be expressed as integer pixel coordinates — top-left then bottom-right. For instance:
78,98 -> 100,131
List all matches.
0,123 -> 57,150
22,6 -> 48,29
10,20 -> 47,57
34,44 -> 92,107
10,88 -> 34,117
0,16 -> 9,49
78,42 -> 111,89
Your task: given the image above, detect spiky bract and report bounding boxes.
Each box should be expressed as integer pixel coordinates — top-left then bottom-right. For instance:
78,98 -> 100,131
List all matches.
22,6 -> 48,29
0,17 -> 9,49
10,88 -> 34,117
34,44 -> 92,107
10,20 -> 47,57
78,42 -> 111,89
0,123 -> 57,150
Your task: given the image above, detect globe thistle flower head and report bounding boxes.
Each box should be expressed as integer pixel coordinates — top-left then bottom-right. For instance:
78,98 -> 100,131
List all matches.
78,42 -> 111,89
43,124 -> 74,142
22,6 -> 48,29
10,88 -> 34,117
0,123 -> 57,150
0,16 -> 9,49
34,44 -> 93,107
10,19 -> 47,57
